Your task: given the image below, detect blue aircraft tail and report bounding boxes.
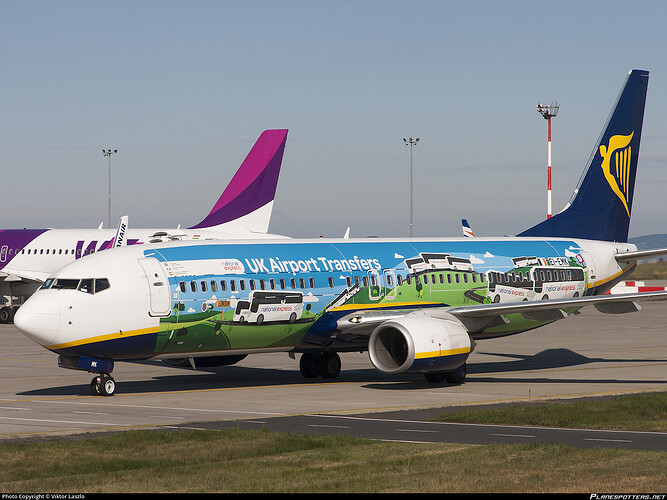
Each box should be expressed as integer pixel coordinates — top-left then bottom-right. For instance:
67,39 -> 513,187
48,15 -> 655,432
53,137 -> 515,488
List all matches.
518,69 -> 649,243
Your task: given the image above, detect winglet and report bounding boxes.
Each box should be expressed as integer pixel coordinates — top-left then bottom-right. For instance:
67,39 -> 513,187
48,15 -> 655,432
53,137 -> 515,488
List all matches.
189,129 -> 288,233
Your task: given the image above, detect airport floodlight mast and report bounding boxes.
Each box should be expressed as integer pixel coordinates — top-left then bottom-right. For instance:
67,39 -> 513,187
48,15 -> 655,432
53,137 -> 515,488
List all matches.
102,149 -> 118,229
403,137 -> 419,237
536,101 -> 559,218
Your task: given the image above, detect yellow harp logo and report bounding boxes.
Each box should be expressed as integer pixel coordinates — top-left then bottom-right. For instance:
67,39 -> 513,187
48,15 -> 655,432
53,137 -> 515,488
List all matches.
599,132 -> 634,217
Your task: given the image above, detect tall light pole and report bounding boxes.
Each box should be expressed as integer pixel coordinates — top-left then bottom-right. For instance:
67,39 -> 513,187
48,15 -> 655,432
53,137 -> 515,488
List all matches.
536,101 -> 559,218
102,149 -> 118,228
403,137 -> 419,237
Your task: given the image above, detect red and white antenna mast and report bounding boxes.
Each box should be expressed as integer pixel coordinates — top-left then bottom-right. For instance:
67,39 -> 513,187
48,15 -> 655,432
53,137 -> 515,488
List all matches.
537,101 -> 559,218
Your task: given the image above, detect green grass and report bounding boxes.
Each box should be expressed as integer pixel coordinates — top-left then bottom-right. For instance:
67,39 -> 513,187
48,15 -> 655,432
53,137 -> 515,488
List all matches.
1,393 -> 666,493
431,392 -> 667,431
0,429 -> 665,493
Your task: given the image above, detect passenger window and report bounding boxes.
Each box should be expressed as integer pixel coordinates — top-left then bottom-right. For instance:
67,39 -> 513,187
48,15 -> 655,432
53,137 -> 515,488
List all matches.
328,277 -> 335,288
354,276 -> 361,287
201,281 -> 208,292
363,276 -> 369,287
221,280 -> 227,292
260,279 -> 266,290
230,280 -> 237,292
179,281 -> 186,293
309,277 -> 315,288
240,280 -> 246,291
455,274 -> 460,284
211,281 -> 217,292
191,281 -> 197,293
397,275 -> 403,285
346,277 -> 352,287
270,279 -> 275,290
299,278 -> 305,288
249,279 -> 256,291
291,278 -> 297,289
280,279 -> 286,289
386,275 -> 393,287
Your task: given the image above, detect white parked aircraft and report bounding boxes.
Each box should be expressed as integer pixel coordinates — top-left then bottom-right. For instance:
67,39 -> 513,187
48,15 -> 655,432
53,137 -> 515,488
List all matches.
0,129 -> 289,322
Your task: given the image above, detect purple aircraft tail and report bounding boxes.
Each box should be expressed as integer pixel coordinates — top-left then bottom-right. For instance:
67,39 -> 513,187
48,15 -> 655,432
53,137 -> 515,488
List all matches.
189,129 -> 288,233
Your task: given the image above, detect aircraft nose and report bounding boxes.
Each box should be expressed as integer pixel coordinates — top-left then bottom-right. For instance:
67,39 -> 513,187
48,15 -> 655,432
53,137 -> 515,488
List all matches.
14,292 -> 61,346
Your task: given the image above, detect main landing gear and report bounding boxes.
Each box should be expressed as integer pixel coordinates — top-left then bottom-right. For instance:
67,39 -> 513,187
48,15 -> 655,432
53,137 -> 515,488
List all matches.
423,363 -> 467,384
299,352 -> 342,379
90,373 -> 116,396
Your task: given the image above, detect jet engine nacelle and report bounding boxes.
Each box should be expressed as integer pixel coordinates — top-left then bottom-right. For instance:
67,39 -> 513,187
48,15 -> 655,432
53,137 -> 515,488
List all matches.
368,312 -> 472,374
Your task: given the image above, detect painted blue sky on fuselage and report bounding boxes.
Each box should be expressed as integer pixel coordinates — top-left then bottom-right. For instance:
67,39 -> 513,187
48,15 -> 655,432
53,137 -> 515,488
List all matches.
143,239 -> 583,279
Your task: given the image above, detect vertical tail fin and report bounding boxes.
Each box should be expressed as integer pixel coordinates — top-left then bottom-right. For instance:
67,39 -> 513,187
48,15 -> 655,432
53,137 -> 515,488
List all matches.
189,129 -> 288,233
518,70 -> 649,242
462,219 -> 474,237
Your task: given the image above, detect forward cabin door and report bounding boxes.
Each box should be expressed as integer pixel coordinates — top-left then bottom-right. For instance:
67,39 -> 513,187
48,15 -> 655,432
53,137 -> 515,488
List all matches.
138,257 -> 172,317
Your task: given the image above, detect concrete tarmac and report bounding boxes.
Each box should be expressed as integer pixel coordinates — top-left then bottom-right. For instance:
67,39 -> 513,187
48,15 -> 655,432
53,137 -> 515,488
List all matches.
0,295 -> 665,444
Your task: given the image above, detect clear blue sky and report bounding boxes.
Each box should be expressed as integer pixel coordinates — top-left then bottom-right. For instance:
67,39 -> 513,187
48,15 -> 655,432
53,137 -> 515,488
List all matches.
2,1 -> 666,238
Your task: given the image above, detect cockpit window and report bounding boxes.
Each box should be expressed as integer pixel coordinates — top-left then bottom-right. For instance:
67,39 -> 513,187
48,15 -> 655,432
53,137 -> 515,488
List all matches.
52,279 -> 80,290
40,278 -> 55,290
47,277 -> 111,294
95,278 -> 110,293
78,278 -> 94,294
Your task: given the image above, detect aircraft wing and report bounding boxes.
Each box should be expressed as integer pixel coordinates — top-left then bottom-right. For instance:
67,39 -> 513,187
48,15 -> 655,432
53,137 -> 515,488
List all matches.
334,290 -> 667,336
0,268 -> 50,283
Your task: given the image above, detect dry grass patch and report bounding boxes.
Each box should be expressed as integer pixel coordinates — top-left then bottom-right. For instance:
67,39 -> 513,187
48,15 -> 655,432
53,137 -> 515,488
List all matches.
1,429 -> 665,493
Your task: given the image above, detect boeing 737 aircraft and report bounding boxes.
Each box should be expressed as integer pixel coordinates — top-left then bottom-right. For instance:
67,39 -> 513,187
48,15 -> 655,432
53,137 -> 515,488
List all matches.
15,70 -> 667,396
0,129 -> 289,323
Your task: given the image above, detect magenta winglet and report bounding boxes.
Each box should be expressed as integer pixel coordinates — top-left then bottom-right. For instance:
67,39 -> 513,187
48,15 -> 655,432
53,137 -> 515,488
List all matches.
189,129 -> 288,230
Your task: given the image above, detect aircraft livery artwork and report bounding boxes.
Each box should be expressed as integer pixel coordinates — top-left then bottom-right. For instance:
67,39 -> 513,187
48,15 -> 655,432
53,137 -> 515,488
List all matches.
16,69 -> 667,397
148,239 -> 592,351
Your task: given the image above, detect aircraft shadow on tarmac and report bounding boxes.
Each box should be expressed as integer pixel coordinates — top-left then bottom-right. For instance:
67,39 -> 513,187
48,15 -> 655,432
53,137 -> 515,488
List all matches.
18,348 -> 666,397
363,348 -> 667,390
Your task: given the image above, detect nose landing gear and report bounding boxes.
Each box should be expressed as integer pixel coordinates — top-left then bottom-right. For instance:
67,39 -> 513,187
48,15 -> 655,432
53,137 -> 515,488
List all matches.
90,374 -> 116,396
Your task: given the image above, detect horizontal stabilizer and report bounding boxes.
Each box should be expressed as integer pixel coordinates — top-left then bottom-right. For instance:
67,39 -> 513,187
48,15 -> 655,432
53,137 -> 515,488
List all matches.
614,247 -> 667,262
